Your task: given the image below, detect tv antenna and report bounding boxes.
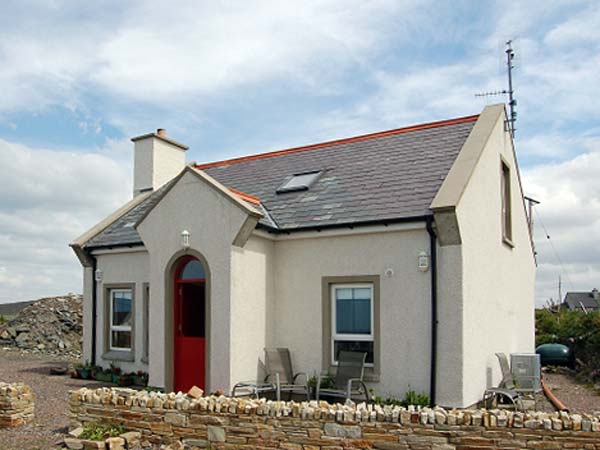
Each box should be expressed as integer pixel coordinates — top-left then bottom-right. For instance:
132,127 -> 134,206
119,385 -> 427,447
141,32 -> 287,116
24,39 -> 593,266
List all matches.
475,40 -> 517,138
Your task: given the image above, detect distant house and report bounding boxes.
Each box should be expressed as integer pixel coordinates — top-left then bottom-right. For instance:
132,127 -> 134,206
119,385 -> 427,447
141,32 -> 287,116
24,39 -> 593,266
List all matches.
564,289 -> 600,312
70,104 -> 535,408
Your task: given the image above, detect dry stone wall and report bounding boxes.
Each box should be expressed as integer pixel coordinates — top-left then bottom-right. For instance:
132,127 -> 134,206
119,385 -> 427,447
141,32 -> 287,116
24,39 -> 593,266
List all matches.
0,382 -> 34,427
70,387 -> 600,449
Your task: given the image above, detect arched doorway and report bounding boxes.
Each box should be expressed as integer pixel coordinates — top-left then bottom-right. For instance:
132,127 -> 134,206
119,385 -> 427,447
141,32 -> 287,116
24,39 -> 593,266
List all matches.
173,255 -> 207,392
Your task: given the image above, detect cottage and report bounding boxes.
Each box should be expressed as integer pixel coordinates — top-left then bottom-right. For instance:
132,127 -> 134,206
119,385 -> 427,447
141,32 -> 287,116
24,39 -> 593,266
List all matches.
564,289 -> 600,312
70,104 -> 535,407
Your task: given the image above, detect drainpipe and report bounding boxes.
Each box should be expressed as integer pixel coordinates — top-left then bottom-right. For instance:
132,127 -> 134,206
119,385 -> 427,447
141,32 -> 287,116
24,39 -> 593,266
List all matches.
86,249 -> 98,366
425,216 -> 438,406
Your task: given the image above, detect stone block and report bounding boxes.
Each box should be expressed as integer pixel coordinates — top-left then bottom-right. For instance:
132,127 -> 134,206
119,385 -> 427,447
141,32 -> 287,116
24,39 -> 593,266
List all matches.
207,425 -> 226,442
82,440 -> 105,449
323,422 -> 362,438
106,436 -> 125,450
64,438 -> 84,450
187,386 -> 204,399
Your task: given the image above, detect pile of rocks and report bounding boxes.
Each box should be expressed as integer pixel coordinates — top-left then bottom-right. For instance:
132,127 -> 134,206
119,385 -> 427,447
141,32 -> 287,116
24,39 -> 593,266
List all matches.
0,294 -> 82,358
0,382 -> 34,427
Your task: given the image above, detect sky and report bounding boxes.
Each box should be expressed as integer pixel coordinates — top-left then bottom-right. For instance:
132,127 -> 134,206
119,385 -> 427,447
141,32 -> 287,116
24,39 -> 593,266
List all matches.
0,0 -> 599,306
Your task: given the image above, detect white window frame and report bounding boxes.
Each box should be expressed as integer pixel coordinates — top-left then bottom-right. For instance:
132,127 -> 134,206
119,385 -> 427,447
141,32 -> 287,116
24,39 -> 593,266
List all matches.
109,289 -> 133,352
331,283 -> 374,367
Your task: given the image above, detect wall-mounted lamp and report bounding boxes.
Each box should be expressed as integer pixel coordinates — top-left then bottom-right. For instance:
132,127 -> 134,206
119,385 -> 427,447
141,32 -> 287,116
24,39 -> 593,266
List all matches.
181,230 -> 190,249
94,269 -> 103,282
418,251 -> 429,272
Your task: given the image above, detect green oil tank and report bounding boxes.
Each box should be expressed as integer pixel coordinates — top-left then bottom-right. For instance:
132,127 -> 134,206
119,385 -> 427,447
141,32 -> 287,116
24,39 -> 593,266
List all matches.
535,343 -> 572,367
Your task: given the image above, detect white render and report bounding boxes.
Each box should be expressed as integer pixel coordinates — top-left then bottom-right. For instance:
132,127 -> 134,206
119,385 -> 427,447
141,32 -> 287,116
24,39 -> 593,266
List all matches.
74,104 -> 536,407
94,250 -> 149,374
133,134 -> 187,196
455,112 -> 536,406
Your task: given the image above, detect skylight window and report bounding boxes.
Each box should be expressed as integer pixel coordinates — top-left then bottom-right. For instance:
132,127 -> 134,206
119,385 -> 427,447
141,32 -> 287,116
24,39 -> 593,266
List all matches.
277,171 -> 321,193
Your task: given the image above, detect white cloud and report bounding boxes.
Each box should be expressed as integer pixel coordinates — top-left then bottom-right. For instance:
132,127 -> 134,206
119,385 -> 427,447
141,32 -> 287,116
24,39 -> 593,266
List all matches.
0,0 -> 599,310
0,0 -> 426,116
0,139 -> 131,302
523,147 -> 600,306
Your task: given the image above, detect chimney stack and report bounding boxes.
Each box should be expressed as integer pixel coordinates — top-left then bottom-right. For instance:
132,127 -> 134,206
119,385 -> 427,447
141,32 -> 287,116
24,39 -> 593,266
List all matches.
131,129 -> 189,197
592,288 -> 599,301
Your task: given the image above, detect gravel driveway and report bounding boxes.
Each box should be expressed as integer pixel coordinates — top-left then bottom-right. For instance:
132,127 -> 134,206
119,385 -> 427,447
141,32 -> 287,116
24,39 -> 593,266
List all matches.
539,370 -> 600,414
0,349 -> 109,450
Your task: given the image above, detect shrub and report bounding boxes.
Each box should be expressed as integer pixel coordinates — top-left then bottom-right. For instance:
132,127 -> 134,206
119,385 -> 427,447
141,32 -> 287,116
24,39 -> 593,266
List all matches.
371,387 -> 430,407
536,307 -> 600,379
308,372 -> 335,389
80,422 -> 125,441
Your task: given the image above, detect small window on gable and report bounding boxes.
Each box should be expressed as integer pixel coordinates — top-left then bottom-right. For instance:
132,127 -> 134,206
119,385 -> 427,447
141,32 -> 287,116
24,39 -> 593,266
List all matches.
501,159 -> 513,244
276,170 -> 321,193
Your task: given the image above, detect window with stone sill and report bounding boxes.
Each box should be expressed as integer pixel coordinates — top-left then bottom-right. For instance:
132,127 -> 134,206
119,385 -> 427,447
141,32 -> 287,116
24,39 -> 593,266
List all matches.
331,283 -> 374,367
109,289 -> 132,351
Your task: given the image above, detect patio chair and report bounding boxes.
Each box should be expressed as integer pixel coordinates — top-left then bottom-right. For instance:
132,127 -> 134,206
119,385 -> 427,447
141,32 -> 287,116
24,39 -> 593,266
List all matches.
316,350 -> 370,403
482,352 -> 520,409
264,347 -> 310,401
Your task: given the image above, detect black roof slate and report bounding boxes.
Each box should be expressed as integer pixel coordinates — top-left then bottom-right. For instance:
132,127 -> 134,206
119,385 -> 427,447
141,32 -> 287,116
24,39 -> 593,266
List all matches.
564,292 -> 600,311
84,117 -> 476,249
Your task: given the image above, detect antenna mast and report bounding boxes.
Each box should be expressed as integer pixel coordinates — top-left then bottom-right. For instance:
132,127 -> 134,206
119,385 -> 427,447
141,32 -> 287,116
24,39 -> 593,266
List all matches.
475,40 -> 518,137
505,40 -> 516,137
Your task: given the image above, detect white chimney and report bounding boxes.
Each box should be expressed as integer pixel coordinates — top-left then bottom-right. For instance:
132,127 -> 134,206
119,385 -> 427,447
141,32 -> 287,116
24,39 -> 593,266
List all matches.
131,128 -> 189,196
592,288 -> 599,301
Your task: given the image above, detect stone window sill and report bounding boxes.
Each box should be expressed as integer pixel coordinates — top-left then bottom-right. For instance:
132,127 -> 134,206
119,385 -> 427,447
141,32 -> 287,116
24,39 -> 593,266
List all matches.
102,350 -> 135,362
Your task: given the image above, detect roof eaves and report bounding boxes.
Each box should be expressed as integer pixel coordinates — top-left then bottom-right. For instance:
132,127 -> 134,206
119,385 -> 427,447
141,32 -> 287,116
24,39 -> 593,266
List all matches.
70,190 -> 153,248
256,214 -> 430,234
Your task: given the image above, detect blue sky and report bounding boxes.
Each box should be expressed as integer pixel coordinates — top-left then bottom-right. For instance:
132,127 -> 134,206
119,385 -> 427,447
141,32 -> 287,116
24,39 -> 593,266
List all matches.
1,0 -> 599,305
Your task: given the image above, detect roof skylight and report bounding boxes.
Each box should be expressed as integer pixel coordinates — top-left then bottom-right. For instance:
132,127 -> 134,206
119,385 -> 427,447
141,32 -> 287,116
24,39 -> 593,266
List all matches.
277,170 -> 321,193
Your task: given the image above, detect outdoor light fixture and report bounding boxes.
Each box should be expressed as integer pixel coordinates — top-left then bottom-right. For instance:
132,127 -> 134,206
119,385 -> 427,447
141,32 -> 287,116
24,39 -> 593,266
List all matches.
94,269 -> 103,282
418,251 -> 429,272
181,230 -> 190,249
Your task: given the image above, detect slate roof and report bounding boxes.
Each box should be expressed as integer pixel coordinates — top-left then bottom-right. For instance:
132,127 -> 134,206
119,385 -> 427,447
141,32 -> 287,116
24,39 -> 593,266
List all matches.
84,115 -> 478,249
564,291 -> 600,311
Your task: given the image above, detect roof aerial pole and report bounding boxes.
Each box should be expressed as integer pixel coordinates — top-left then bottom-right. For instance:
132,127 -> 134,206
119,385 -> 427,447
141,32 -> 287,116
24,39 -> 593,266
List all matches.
475,39 -> 517,138
505,40 -> 516,138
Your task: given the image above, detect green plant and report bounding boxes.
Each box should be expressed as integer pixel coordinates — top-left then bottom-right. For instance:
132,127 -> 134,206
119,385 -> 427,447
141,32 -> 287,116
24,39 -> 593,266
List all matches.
370,387 -> 429,407
133,371 -> 149,387
0,315 -> 5,324
144,386 -> 165,393
308,372 -> 335,389
75,360 -> 93,379
80,422 -> 125,441
535,308 -> 600,380
401,388 -> 430,407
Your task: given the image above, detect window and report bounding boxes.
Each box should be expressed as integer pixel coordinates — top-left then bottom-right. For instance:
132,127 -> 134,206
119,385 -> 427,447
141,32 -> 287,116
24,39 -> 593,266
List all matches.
331,284 -> 374,365
181,260 -> 205,280
276,170 -> 321,193
501,159 -> 512,243
142,284 -> 149,363
109,289 -> 133,351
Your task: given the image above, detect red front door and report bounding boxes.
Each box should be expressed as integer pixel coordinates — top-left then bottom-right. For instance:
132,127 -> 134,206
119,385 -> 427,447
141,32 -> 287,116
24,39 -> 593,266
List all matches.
174,256 -> 206,392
